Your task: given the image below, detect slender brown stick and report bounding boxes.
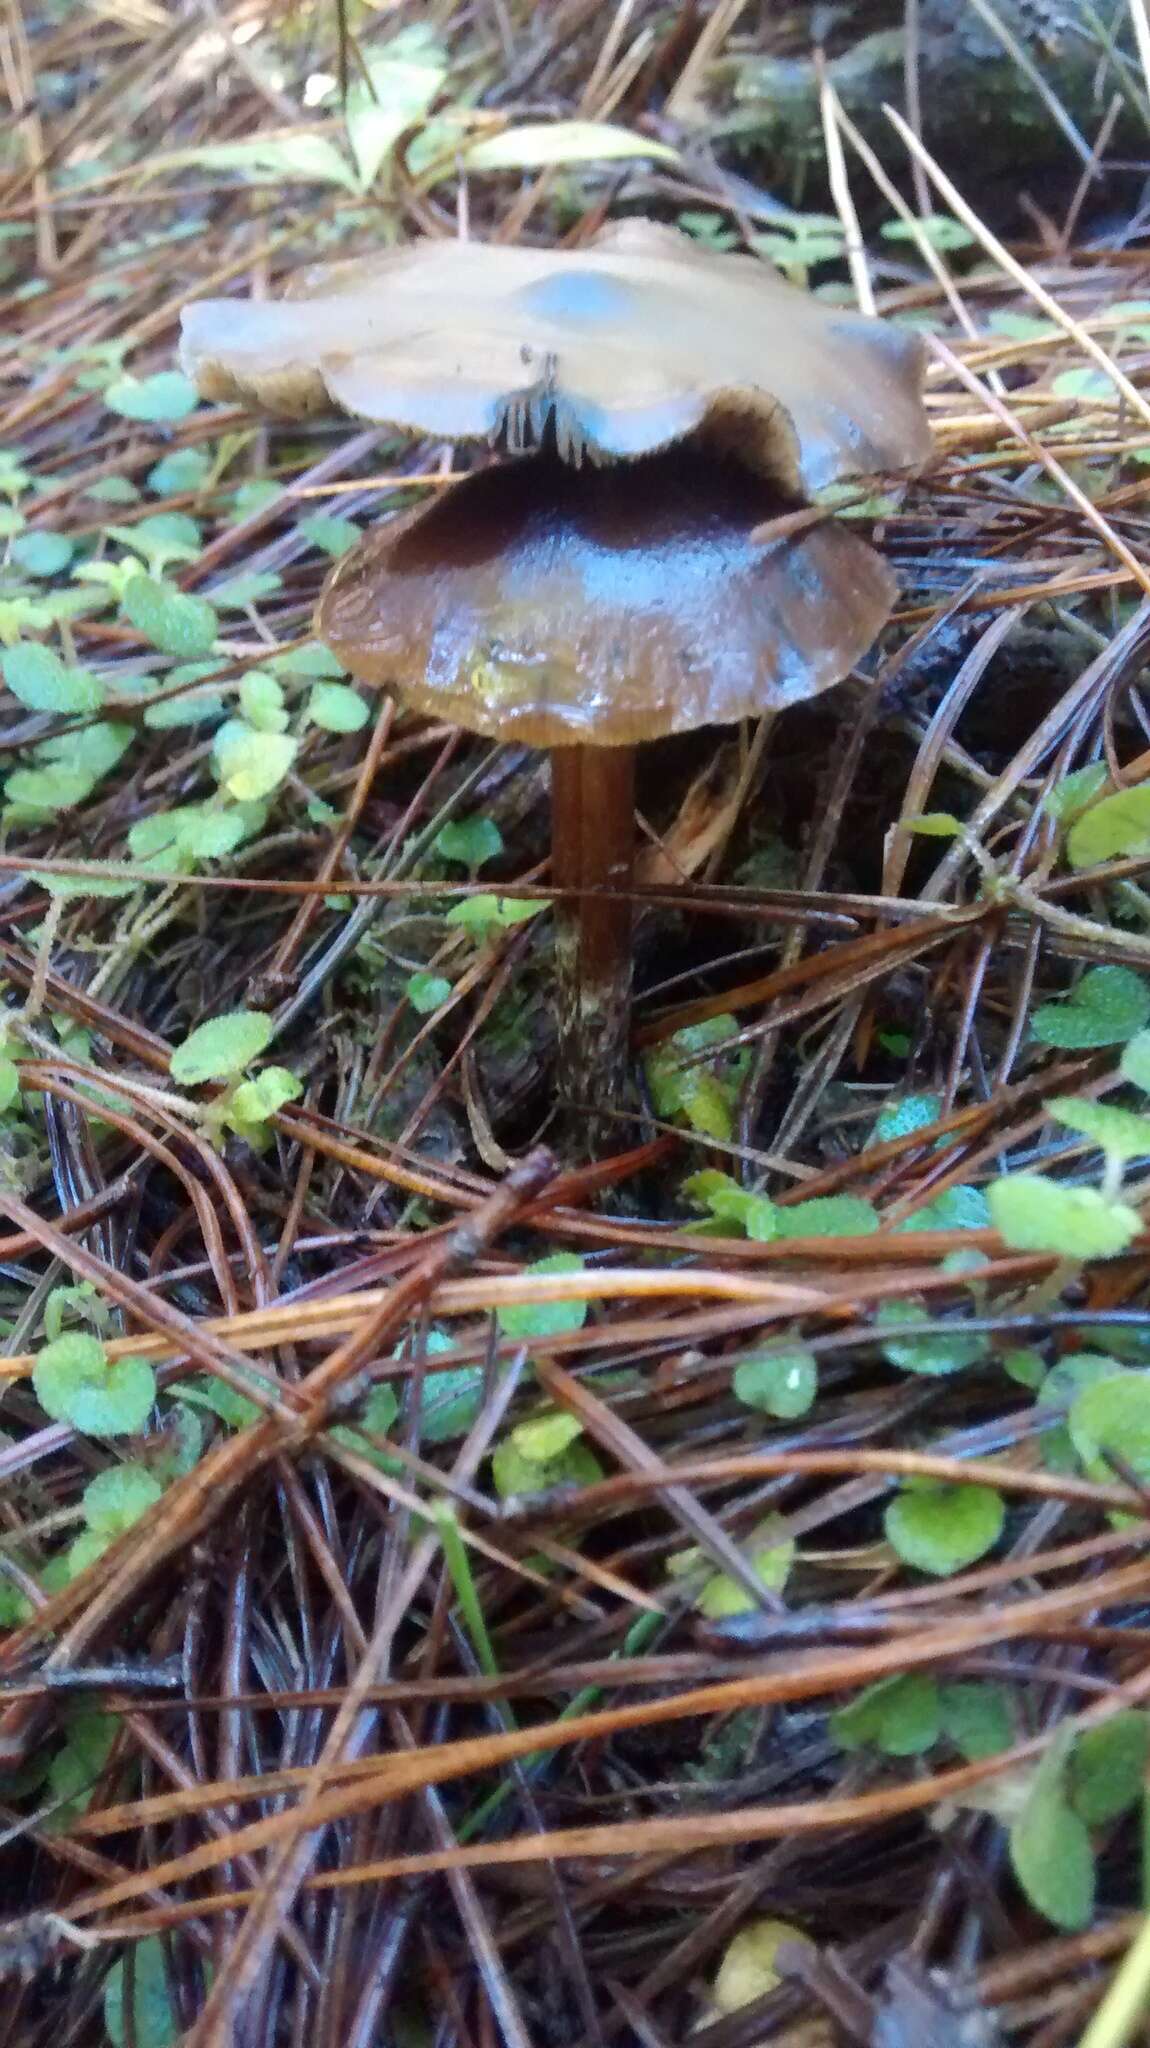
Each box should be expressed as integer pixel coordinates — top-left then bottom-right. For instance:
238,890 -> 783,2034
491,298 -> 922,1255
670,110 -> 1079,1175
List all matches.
550,743 -> 636,1131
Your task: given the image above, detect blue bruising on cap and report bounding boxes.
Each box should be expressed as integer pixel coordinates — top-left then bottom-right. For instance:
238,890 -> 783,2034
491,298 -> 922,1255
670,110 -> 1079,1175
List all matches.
519,270 -> 638,326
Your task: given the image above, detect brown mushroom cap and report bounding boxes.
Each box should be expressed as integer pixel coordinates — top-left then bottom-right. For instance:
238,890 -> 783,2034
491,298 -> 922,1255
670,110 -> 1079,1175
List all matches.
315,447 -> 897,748
180,219 -> 931,493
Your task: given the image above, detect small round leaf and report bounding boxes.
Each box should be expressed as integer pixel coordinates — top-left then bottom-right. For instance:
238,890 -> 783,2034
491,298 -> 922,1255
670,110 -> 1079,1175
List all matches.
123,575 -> 218,657
733,1347 -> 817,1419
1032,966 -> 1150,1049
988,1174 -> 1140,1259
885,1481 -> 1004,1577
170,1010 -> 273,1085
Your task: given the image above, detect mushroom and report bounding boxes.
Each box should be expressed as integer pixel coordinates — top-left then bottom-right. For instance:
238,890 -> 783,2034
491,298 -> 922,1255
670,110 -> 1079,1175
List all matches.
180,220 -> 931,1135
180,218 -> 931,490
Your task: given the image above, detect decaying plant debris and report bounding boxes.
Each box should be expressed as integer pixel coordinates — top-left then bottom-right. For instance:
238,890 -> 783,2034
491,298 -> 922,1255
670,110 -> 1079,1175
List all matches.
5,3 -> 1150,2045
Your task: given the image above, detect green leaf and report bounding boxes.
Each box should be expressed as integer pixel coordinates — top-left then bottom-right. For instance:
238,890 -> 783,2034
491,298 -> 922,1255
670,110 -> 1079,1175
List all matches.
876,1299 -> 988,1376
84,473 -> 140,504
422,1365 -> 485,1443
238,669 -> 288,733
683,1168 -> 737,1208
226,1065 -> 301,1127
170,1009 -> 273,1085
1047,1094 -> 1150,1162
881,213 -> 974,251
733,1346 -> 817,1419
75,557 -> 141,603
1070,1712 -> 1150,1825
444,893 -> 539,934
511,1410 -> 584,1463
81,1461 -> 163,1536
774,1195 -> 878,1238
0,1575 -> 30,1627
2,643 -> 103,713
986,310 -> 1057,340
213,722 -> 296,800
435,814 -> 503,869
894,1184 -> 991,1232
496,1254 -> 587,1340
298,513 -> 362,558
1121,1031 -> 1150,1093
44,1709 -> 116,1828
1044,762 -> 1108,824
645,1014 -> 746,1144
129,804 -> 246,869
105,371 -> 200,423
328,1383 -> 402,1472
906,810 -> 963,837
39,718 -> 133,781
172,1375 -> 259,1431
359,1383 -> 401,1438
710,1920 -> 814,2016
939,1681 -> 1015,1761
11,530 -> 73,577
307,680 -> 370,732
1003,1346 -> 1047,1390
460,120 -> 677,173
988,1173 -> 1140,1259
1052,366 -> 1112,399
693,1521 -> 795,1619
143,660 -> 225,730
32,1332 -> 155,1437
706,1182 -> 777,1239
1032,966 -> 1150,1049
147,446 -> 211,495
0,1056 -> 19,1111
110,513 -> 202,573
1069,1369 -> 1150,1495
211,571 -> 283,611
755,228 -> 847,275
491,1429 -> 602,1499
272,640 -> 346,678
1010,1741 -> 1095,1931
44,1282 -> 109,1344
832,1673 -> 941,1757
61,1530 -> 110,1579
123,574 -> 218,657
229,479 -> 283,520
406,971 -> 453,1014
1040,1352 -> 1123,1419
5,761 -> 93,813
104,1936 -> 180,2048
0,450 -> 32,496
872,1093 -> 942,1143
884,1480 -> 1004,1577
41,864 -> 135,897
344,30 -> 446,187
1067,782 -> 1150,867
178,134 -> 360,193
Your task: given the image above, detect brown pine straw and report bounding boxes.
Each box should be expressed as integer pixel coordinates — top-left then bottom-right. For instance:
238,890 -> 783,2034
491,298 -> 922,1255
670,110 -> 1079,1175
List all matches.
30,1549 -> 1150,1935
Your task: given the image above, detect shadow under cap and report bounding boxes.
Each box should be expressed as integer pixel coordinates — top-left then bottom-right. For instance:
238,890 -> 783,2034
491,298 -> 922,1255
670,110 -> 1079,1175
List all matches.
315,446 -> 898,749
180,218 -> 932,494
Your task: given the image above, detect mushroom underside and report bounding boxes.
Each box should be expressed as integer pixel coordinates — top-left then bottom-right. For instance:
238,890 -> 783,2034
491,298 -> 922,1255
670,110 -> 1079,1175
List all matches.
315,446 -> 897,748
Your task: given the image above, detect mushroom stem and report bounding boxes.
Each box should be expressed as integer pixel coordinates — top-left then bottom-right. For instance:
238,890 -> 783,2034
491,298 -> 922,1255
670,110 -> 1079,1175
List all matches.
550,743 -> 636,1134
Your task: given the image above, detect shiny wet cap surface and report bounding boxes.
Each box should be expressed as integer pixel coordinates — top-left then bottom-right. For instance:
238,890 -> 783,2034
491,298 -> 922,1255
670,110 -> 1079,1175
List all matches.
316,447 -> 897,746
